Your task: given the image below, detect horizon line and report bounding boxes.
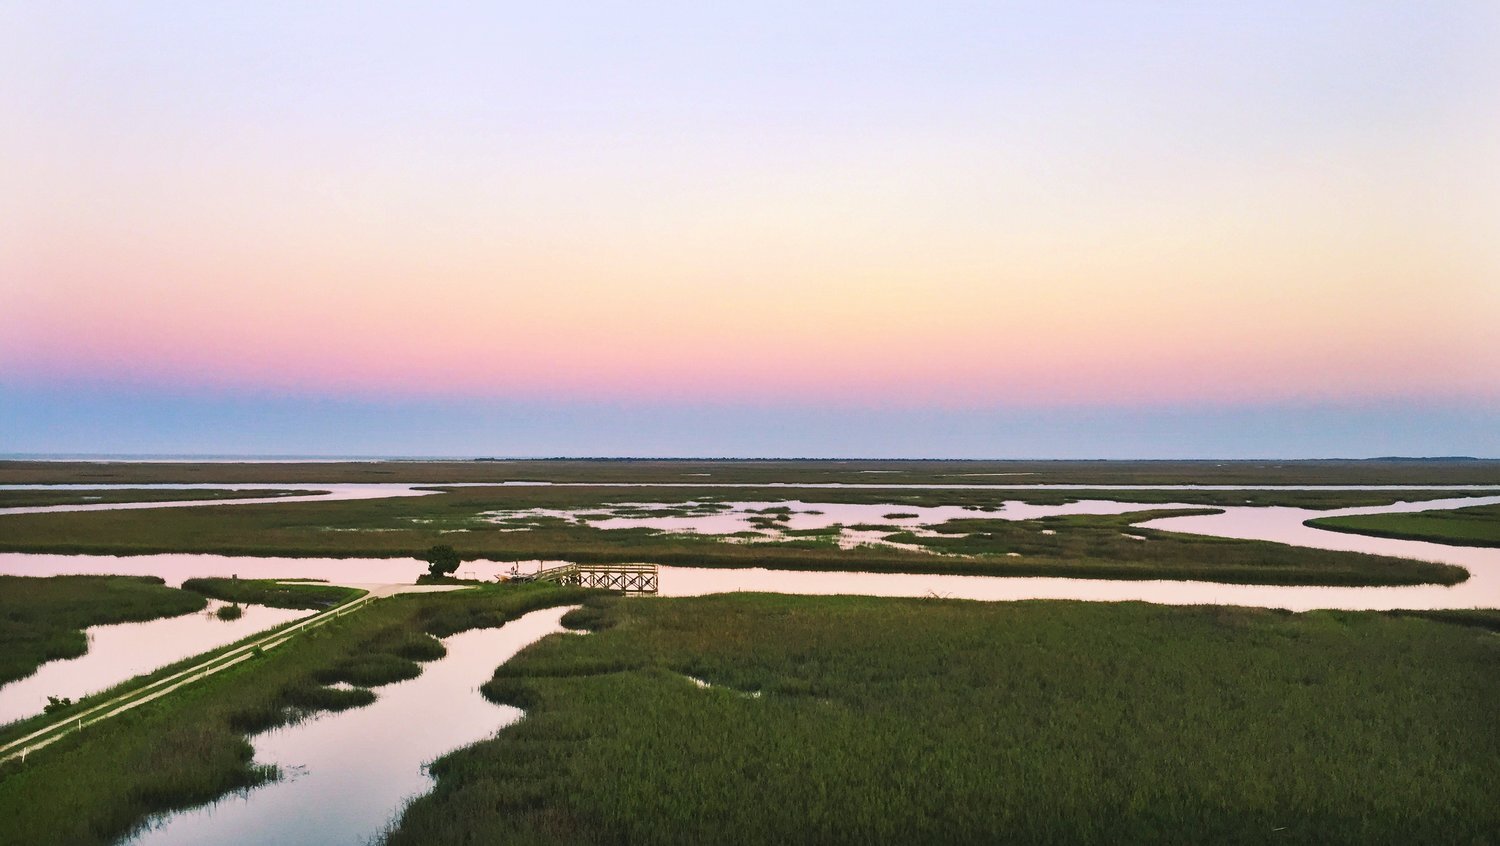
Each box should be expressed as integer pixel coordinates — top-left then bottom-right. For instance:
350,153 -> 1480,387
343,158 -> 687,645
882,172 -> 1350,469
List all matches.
3,454 -> 1496,463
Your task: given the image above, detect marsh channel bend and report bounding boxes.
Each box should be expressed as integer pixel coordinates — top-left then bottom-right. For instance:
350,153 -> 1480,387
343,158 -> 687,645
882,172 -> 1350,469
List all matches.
3,485 -> 1499,844
2,484 -> 1499,613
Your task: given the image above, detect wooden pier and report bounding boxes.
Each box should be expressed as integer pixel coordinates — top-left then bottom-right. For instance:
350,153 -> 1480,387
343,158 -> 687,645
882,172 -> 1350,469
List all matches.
533,563 -> 658,594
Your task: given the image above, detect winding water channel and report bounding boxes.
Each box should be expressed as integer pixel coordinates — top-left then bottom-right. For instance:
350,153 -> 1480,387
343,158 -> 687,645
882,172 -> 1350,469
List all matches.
0,601 -> 312,725
2,482 -> 1496,843
2,483 -> 1498,612
122,605 -> 578,846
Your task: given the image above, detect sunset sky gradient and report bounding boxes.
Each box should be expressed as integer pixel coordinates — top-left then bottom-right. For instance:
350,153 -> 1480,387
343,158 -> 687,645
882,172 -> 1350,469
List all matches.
3,3 -> 1498,456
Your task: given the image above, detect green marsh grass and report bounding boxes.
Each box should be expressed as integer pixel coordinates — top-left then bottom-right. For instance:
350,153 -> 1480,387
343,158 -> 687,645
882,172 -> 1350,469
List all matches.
388,594 -> 1500,845
1388,608 -> 1500,632
1307,503 -> 1500,548
181,577 -> 362,609
879,511 -> 1468,585
0,488 -> 1468,586
0,575 -> 207,685
0,582 -> 590,846
0,488 -> 322,508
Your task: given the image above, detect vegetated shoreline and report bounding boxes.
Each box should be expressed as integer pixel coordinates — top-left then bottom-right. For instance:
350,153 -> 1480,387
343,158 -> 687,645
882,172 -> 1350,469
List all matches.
0,489 -> 326,508
0,587 -> 365,746
385,593 -> 1500,845
1305,504 -> 1500,549
0,485 -> 1476,587
0,577 -> 370,734
0,583 -> 590,846
0,533 -> 1466,588
7,590 -> 1499,845
180,578 -> 362,609
0,576 -> 208,687
1306,520 -> 1500,549
425,485 -> 1500,509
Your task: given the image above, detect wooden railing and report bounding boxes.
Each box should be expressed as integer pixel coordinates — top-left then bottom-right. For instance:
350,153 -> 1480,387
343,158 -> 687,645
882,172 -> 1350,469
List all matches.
533,563 -> 658,594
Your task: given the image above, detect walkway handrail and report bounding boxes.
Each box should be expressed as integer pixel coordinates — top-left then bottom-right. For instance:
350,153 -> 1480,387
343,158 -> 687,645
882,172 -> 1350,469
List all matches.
533,563 -> 579,582
0,590 -> 376,763
532,563 -> 658,594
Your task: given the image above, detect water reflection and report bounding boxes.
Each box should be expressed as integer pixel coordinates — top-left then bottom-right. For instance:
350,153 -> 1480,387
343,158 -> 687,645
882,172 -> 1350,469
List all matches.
0,552 -> 530,587
652,496 -> 1500,611
124,605 -> 578,846
0,484 -> 434,517
1,497 -> 1497,614
0,602 -> 310,725
484,498 -> 1201,551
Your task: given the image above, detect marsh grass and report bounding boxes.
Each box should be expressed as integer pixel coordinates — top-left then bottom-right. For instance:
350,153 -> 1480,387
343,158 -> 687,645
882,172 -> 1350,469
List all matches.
874,511 -> 1468,584
0,489 -> 322,508
315,653 -> 424,687
0,576 -> 207,685
388,594 -> 1500,845
1307,503 -> 1500,548
282,681 -> 375,712
0,489 -> 1467,586
0,582 -> 590,846
181,577 -> 362,609
1386,608 -> 1500,632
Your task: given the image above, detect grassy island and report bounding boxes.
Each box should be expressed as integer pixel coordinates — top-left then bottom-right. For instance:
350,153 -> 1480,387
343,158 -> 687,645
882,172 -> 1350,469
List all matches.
1307,503 -> 1500,548
0,576 -> 207,686
0,486 -> 1470,586
0,488 -> 324,508
391,594 -> 1500,845
0,582 -> 589,846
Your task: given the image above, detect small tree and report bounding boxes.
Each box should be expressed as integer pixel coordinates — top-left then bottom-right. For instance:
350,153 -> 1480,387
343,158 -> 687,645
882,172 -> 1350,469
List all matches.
421,544 -> 462,579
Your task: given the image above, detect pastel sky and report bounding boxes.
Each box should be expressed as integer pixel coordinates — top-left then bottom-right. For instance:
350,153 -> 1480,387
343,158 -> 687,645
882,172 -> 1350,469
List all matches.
3,3 -> 1498,457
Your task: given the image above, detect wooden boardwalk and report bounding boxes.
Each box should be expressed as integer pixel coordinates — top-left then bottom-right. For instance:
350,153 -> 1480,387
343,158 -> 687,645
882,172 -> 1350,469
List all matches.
534,563 -> 658,594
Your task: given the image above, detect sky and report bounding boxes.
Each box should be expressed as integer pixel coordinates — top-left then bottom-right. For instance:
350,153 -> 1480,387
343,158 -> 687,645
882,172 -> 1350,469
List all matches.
3,2 -> 1498,458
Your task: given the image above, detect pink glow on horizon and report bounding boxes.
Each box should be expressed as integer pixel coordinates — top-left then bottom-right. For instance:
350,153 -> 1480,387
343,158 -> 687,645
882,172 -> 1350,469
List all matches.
5,237 -> 1500,407
4,5 -> 1498,411
6,292 -> 1498,408
6,226 -> 1499,407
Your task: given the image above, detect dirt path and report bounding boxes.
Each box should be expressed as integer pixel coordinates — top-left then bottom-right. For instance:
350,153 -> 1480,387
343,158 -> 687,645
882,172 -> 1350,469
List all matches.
0,583 -> 461,764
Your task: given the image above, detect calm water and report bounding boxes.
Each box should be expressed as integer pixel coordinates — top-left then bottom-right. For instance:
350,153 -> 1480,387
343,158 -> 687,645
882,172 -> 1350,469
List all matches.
0,601 -> 310,725
123,606 -> 578,846
643,495 -> 1500,611
2,487 -> 1496,842
2,495 -> 1498,611
0,484 -> 434,516
5,481 -> 1499,519
484,498 -> 1205,551
0,552 -> 540,587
